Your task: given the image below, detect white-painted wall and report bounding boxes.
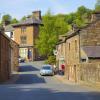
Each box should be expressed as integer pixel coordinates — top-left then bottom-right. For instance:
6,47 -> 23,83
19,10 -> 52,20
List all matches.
5,32 -> 14,40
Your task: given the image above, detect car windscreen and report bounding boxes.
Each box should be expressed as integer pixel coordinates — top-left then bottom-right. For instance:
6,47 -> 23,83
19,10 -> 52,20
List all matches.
42,66 -> 52,70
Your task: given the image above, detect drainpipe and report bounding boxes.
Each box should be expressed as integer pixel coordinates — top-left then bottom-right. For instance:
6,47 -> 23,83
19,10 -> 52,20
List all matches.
79,30 -> 81,63
78,30 -> 81,82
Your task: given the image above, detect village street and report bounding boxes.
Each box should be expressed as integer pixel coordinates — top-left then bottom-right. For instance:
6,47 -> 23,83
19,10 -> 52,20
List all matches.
0,61 -> 100,100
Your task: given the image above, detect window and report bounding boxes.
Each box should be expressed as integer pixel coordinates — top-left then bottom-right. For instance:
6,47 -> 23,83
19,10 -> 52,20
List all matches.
20,35 -> 27,44
21,26 -> 26,33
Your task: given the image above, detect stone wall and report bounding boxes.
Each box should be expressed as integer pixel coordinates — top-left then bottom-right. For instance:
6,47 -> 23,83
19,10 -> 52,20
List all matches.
65,34 -> 80,65
65,63 -> 100,84
11,40 -> 19,72
0,31 -> 11,82
77,63 -> 100,84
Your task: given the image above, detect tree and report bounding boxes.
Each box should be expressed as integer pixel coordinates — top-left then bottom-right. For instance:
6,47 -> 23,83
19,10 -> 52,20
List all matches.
11,18 -> 18,24
2,14 -> 12,25
74,6 -> 92,27
36,10 -> 55,57
95,0 -> 100,11
54,15 -> 71,35
36,6 -> 93,58
36,10 -> 70,57
21,16 -> 27,21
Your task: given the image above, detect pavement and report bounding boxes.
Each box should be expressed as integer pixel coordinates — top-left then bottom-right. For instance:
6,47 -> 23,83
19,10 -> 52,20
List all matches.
54,75 -> 78,85
0,61 -> 100,100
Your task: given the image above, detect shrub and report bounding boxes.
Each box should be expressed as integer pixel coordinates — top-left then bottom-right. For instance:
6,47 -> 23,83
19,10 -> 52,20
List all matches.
45,55 -> 56,65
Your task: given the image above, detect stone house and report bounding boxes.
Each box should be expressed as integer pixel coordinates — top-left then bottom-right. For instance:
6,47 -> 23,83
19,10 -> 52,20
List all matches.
12,11 -> 42,61
56,12 -> 100,82
0,28 -> 11,82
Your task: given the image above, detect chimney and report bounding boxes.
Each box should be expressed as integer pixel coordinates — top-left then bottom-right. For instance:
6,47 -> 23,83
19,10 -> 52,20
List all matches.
71,23 -> 78,32
32,11 -> 41,20
91,11 -> 100,22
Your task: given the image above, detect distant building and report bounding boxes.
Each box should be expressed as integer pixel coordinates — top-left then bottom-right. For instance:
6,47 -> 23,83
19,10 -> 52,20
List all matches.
12,11 -> 42,61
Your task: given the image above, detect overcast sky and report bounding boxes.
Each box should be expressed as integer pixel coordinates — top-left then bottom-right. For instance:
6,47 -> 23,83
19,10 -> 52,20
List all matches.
0,0 -> 96,20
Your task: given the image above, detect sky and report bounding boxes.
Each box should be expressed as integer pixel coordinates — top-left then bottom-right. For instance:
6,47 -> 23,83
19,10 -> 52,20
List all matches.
0,0 -> 96,20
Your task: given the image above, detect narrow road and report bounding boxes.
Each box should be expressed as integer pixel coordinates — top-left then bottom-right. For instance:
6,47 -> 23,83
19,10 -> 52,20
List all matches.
0,61 -> 100,100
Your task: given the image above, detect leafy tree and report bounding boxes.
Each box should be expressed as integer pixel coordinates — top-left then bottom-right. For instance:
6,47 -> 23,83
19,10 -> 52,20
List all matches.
95,0 -> 100,11
65,13 -> 76,24
21,16 -> 27,21
11,18 -> 18,24
54,15 -> 71,35
74,6 -> 92,27
36,10 -> 56,57
2,14 -> 12,25
36,6 -> 94,58
36,10 -> 70,57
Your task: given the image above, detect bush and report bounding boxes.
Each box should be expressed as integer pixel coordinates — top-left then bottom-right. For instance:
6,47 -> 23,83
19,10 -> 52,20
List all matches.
45,56 -> 56,65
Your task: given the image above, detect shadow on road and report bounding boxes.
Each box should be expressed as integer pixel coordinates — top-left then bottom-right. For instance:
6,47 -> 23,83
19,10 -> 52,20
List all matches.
14,74 -> 45,84
18,65 -> 39,72
0,86 -> 100,100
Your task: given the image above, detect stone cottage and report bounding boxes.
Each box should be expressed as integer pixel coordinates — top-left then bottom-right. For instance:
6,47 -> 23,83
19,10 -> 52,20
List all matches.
56,11 -> 100,83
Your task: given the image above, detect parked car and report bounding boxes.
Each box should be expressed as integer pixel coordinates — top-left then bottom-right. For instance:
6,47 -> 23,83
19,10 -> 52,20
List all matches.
40,65 -> 54,76
18,57 -> 26,63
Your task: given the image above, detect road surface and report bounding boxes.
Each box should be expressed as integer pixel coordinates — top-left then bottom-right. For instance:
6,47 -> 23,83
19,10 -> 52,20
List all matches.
0,61 -> 100,100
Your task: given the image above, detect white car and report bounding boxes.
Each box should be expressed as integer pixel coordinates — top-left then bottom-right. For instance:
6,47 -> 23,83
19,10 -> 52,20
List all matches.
40,65 -> 54,76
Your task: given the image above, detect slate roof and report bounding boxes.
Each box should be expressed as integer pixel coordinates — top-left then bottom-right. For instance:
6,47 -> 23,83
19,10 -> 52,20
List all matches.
5,25 -> 14,32
82,46 -> 100,58
13,17 -> 42,27
65,19 -> 100,41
